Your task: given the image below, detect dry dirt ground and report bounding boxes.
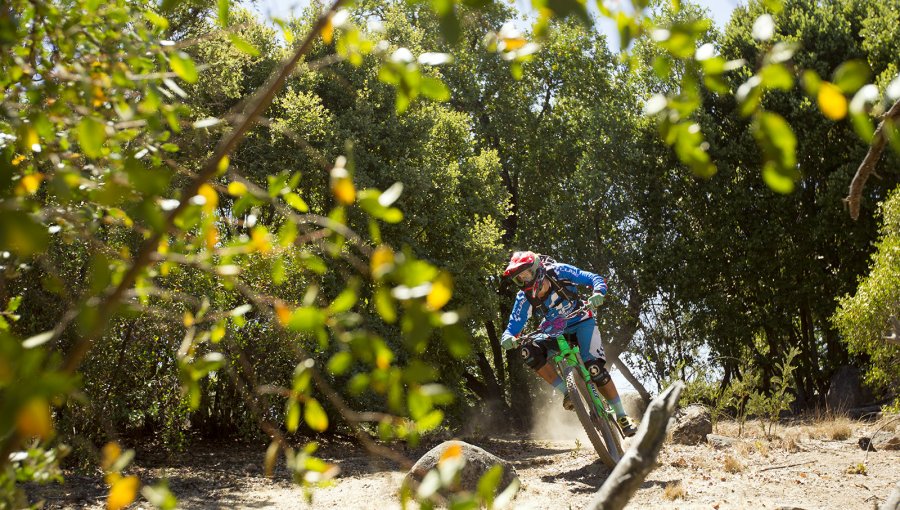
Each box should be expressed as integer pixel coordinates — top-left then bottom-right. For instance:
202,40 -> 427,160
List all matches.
26,416 -> 900,509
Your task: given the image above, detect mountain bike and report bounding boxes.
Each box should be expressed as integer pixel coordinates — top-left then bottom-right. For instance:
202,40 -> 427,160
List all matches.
519,314 -> 625,468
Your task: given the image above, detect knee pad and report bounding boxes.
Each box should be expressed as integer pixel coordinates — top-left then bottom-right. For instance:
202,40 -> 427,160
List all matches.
520,341 -> 548,369
585,359 -> 610,386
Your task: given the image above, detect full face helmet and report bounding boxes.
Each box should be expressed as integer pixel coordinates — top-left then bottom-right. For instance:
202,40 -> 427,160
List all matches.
503,251 -> 545,295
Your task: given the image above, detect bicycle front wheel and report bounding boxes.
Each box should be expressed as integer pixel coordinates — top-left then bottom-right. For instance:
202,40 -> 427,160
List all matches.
564,366 -> 618,468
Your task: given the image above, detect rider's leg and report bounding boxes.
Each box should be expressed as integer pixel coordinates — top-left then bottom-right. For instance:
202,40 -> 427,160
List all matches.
536,363 -> 566,394
570,319 -> 629,418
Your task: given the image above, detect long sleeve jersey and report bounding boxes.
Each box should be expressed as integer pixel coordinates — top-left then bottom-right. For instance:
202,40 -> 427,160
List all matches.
502,262 -> 607,338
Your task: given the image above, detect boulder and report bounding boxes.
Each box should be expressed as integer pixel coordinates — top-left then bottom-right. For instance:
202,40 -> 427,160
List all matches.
404,441 -> 517,493
669,405 -> 712,445
826,365 -> 869,413
621,392 -> 649,422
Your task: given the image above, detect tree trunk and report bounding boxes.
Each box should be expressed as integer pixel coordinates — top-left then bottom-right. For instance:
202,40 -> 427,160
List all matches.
484,320 -> 505,386
610,354 -> 652,402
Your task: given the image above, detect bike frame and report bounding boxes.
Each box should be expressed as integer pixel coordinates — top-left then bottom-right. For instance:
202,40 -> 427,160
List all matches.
547,332 -> 617,425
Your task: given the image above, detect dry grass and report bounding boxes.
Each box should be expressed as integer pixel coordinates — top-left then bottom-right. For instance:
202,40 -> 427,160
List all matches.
733,441 -> 753,457
723,454 -> 744,474
809,417 -> 853,440
664,480 -> 686,500
781,431 -> 801,452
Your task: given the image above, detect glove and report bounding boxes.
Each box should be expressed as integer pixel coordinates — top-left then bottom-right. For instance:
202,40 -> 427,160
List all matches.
588,293 -> 605,308
501,333 -> 517,351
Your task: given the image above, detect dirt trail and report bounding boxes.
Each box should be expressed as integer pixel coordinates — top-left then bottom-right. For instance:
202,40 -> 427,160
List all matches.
25,418 -> 900,509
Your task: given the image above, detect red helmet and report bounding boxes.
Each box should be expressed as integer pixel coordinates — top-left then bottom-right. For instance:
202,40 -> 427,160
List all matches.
503,251 -> 544,292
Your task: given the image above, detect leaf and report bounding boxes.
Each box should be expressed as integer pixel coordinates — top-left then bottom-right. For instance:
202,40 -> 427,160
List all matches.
227,181 -> 248,196
322,16 -> 335,45
286,400 -> 300,432
421,77 -> 450,101
228,34 -> 259,57
284,192 -> 308,212
329,286 -> 357,314
304,398 -> 328,432
762,161 -> 794,194
752,14 -> 774,41
143,10 -> 169,29
327,351 -> 353,375
108,475 -> 140,510
759,63 -> 793,91
477,465 -> 503,503
818,82 -> 848,120
0,211 -> 50,257
217,0 -> 230,27
16,398 -> 53,439
22,330 -> 54,348
833,60 -> 871,94
416,409 -> 444,432
426,272 -> 453,310
331,174 -> 355,205
76,117 -> 107,158
140,482 -> 177,510
170,51 -> 198,83
440,443 -> 462,463
287,307 -> 325,332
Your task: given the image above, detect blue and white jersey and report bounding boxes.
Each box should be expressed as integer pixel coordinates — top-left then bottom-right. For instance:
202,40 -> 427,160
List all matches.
503,263 -> 607,338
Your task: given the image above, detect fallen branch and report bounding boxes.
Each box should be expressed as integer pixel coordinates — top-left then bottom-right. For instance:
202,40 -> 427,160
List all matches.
881,482 -> 900,510
585,382 -> 684,510
846,99 -> 900,220
757,460 -> 815,472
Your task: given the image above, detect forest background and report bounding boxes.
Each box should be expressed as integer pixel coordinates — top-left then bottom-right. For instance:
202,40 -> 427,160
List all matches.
1,0 -> 899,506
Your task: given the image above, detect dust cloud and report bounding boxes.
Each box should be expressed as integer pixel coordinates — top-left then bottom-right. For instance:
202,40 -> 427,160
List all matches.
529,384 -> 590,443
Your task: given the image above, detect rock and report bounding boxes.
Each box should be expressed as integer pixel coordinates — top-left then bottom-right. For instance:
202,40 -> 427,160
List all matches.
876,435 -> 900,451
707,434 -> 739,449
859,437 -> 876,452
404,441 -> 518,493
826,365 -> 869,413
669,405 -> 712,445
621,392 -> 648,422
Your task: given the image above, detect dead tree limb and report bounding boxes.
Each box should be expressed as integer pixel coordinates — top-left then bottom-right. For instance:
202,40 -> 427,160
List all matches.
585,381 -> 684,510
881,482 -> 900,510
847,99 -> 900,220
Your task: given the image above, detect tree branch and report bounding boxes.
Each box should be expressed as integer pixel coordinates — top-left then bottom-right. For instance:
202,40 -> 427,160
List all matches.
585,381 -> 684,510
847,99 -> 900,220
61,0 -> 345,374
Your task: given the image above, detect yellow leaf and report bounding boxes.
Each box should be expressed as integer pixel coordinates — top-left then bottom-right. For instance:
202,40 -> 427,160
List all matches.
322,16 -> 334,44
204,224 -> 219,251
251,227 -> 272,254
157,238 -> 169,255
274,301 -> 292,326
183,311 -> 195,327
502,37 -> 527,51
17,173 -> 44,195
331,177 -> 355,205
370,245 -> 394,279
426,272 -> 453,310
375,349 -> 391,369
102,442 -> 122,470
197,184 -> 218,212
227,181 -> 247,196
16,398 -> 53,439
439,443 -> 462,463
217,155 -> 230,174
818,82 -> 847,120
11,154 -> 26,166
107,475 -> 139,510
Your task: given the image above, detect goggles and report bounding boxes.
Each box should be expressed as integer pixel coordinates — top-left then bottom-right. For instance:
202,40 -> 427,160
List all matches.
511,268 -> 536,288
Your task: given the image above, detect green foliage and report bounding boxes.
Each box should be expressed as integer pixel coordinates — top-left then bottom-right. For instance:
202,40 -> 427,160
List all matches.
833,186 -> 900,408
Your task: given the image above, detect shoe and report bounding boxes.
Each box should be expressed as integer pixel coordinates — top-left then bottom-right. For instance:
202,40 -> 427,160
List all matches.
617,415 -> 637,437
562,393 -> 574,411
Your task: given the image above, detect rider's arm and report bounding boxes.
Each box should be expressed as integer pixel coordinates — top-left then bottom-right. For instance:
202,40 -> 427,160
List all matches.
555,263 -> 607,296
502,291 -> 532,338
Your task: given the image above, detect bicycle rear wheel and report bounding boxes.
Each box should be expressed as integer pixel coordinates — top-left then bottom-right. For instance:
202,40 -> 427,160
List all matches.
564,367 -> 617,468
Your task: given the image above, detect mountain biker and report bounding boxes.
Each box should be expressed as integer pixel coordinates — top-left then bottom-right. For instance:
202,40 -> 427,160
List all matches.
501,251 -> 638,437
